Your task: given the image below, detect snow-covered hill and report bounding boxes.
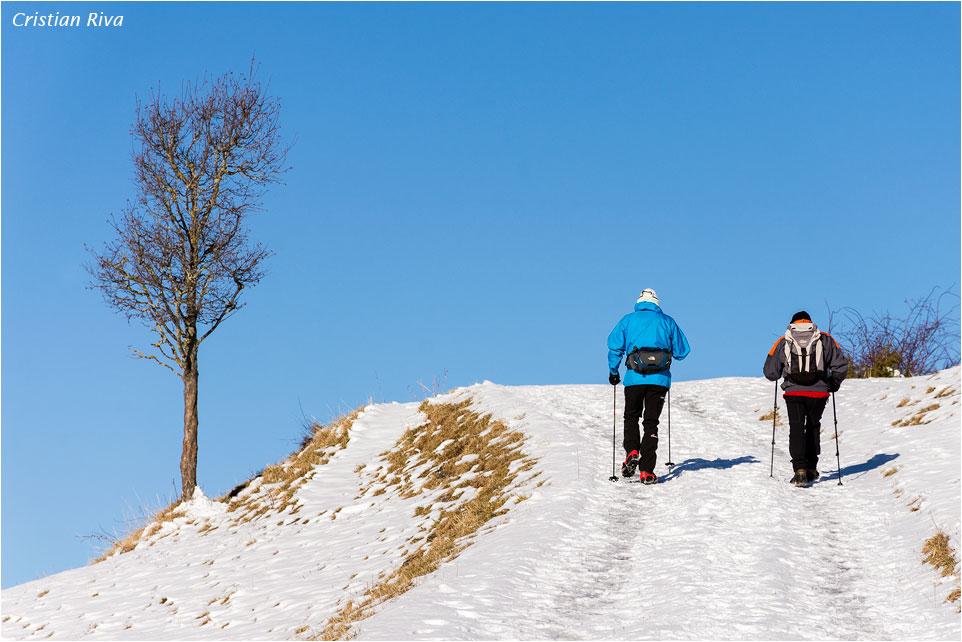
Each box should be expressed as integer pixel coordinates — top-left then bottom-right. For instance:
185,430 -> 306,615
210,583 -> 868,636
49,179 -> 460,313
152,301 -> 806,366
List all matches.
3,370 -> 960,640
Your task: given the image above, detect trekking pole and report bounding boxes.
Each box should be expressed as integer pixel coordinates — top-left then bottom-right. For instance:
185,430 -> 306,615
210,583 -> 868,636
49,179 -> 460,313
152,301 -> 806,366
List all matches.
665,389 -> 675,467
609,385 -> 618,481
770,380 -> 778,478
832,392 -> 843,486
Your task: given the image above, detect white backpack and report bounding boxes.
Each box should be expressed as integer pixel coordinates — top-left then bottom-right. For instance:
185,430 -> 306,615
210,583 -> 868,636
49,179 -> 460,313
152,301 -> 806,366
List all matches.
783,322 -> 825,386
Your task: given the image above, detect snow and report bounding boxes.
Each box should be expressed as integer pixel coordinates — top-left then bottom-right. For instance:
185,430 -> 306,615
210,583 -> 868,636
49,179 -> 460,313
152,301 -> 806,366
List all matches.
179,488 -> 227,523
2,370 -> 959,640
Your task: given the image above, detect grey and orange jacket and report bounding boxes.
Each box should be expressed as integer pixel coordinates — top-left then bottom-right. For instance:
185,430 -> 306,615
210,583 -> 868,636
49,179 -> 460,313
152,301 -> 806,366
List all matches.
763,320 -> 848,396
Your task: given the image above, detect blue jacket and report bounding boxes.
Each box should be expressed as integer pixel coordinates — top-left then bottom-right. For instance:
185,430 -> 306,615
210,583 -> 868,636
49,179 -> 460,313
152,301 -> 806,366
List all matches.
607,302 -> 691,388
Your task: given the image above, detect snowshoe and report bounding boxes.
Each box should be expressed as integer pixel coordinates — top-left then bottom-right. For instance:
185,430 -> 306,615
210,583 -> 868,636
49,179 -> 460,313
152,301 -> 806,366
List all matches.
621,450 -> 640,478
790,469 -> 810,486
806,469 -> 820,483
639,471 -> 658,485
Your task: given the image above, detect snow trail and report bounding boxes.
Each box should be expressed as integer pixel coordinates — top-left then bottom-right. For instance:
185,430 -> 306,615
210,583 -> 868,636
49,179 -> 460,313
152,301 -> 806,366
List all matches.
363,377 -> 959,640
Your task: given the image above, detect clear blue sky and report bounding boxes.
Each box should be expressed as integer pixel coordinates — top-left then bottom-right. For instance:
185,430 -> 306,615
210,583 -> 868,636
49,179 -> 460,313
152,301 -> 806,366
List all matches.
2,2 -> 958,588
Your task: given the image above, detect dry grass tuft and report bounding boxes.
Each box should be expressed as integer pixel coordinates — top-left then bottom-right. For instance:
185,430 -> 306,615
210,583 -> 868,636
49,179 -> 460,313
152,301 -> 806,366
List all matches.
883,467 -> 898,477
922,531 -> 961,609
759,409 -> 783,425
922,531 -> 959,578
920,530 -> 962,610
896,397 -> 911,408
892,402 -> 940,427
934,386 -> 958,399
91,501 -> 185,564
313,398 -> 537,640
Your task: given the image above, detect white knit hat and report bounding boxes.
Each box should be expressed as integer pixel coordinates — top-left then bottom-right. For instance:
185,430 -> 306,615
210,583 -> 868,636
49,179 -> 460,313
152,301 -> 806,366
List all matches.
636,288 -> 659,305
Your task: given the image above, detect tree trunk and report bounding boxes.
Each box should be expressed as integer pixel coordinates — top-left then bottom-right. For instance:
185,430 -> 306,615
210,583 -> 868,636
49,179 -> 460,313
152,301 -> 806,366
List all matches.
180,344 -> 199,502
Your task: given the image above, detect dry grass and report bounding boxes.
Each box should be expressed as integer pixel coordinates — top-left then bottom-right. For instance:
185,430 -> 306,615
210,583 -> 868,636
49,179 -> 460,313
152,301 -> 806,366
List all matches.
883,467 -> 898,477
934,386 -> 958,399
759,409 -> 783,425
922,532 -> 959,577
922,530 -> 961,608
892,403 -> 940,427
91,501 -> 185,564
224,406 -> 364,522
313,398 -> 537,640
896,397 -> 911,408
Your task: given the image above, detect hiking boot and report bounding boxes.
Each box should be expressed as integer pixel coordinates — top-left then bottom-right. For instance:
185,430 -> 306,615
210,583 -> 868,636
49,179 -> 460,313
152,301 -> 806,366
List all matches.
621,450 -> 640,478
639,471 -> 659,485
806,469 -> 820,483
790,469 -> 809,486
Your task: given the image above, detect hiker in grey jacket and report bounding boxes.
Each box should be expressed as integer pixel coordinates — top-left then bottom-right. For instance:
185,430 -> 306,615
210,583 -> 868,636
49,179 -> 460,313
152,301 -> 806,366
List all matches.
764,311 -> 848,485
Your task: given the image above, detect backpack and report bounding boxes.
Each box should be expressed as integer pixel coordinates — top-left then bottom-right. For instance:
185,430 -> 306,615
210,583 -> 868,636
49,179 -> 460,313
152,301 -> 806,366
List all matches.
626,346 -> 672,375
783,322 -> 825,386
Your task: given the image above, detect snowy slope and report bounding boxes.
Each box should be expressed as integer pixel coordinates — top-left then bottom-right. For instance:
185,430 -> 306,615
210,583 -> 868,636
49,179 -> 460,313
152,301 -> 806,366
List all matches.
2,370 -> 960,640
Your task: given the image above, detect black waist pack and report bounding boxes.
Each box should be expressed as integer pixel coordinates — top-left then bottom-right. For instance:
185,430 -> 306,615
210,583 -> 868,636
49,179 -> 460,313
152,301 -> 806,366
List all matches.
626,347 -> 671,375
786,371 -> 824,386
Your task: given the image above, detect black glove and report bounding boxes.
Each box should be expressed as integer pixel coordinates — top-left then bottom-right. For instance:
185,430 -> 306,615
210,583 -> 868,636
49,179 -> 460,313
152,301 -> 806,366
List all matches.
828,378 -> 841,393
609,372 -> 621,386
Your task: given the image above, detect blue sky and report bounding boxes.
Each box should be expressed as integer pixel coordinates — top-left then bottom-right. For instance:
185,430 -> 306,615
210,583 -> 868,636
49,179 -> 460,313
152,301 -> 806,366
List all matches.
2,2 -> 958,588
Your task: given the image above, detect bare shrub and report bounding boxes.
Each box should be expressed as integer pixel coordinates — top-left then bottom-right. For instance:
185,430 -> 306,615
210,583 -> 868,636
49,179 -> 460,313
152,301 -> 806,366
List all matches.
828,287 -> 960,378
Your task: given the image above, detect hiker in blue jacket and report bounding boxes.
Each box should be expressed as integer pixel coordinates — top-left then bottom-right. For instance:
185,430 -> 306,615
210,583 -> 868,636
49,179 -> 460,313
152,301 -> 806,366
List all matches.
607,289 -> 691,483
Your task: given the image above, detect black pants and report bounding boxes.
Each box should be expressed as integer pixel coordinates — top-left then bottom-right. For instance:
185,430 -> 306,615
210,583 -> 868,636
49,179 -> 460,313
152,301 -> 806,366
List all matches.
785,395 -> 828,472
623,384 -> 668,474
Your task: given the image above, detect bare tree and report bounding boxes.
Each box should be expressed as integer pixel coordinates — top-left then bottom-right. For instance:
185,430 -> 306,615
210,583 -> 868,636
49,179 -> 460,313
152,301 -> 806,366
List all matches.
89,64 -> 289,501
828,287 -> 960,378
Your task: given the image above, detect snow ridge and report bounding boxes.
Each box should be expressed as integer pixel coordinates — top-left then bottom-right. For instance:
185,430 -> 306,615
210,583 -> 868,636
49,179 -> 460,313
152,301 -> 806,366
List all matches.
2,371 -> 959,640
